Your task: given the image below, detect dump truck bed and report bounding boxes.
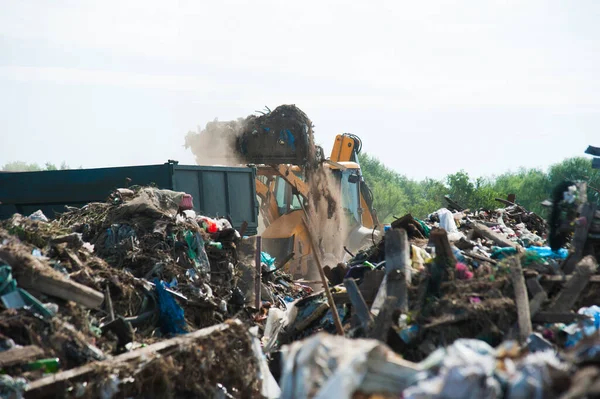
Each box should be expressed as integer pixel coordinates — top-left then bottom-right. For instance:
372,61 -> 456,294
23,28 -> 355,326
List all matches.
0,162 -> 259,235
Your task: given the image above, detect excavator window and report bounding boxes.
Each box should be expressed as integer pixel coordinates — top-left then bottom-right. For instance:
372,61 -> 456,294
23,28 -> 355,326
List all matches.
338,169 -> 361,225
274,176 -> 302,215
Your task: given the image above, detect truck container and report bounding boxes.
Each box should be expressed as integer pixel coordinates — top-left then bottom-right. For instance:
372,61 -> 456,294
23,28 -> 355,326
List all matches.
0,161 -> 259,235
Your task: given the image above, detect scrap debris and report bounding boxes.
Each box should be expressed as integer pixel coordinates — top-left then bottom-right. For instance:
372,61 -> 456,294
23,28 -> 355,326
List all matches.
3,161 -> 600,398
0,186 -> 306,397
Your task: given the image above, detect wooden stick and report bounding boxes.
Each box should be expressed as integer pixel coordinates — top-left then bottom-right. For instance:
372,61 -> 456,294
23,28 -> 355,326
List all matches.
551,256 -> 598,312
509,255 -> 532,343
254,236 -> 262,309
302,218 -> 344,335
105,285 -> 115,322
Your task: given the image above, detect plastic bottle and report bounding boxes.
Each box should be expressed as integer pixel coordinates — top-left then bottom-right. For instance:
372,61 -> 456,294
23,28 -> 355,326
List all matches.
208,241 -> 223,250
25,358 -> 60,373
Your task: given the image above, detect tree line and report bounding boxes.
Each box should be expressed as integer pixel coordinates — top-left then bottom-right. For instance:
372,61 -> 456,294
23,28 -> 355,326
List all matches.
1,161 -> 73,171
359,153 -> 600,223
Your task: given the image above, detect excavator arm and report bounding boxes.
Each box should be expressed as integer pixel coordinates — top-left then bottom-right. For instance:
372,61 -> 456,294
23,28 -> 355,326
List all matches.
330,133 -> 379,228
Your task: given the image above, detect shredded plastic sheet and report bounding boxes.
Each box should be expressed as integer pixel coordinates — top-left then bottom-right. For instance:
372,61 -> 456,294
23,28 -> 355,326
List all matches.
280,333 -> 420,399
249,326 -> 281,398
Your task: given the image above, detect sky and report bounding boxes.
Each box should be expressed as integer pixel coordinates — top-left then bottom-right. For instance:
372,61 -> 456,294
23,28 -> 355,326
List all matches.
1,0 -> 599,180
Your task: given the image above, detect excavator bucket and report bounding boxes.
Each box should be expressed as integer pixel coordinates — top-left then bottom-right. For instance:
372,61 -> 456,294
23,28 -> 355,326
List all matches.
185,104 -> 324,168
237,105 -> 323,167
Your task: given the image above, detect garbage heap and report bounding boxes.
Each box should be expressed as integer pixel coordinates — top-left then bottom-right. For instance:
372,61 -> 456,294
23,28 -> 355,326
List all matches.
0,186 -> 306,398
265,195 -> 600,398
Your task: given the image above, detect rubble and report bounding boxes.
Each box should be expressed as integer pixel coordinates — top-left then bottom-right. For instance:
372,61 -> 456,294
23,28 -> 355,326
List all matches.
0,186 -> 305,397
3,176 -> 600,398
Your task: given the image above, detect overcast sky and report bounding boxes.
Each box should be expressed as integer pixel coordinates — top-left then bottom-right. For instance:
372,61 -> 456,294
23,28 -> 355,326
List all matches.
1,0 -> 598,180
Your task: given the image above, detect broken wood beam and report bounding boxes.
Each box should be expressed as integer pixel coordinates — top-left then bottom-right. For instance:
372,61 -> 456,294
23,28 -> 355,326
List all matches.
0,345 -> 44,368
563,202 -> 597,274
430,228 -> 456,282
532,312 -> 591,324
550,256 -> 598,313
471,222 -> 518,249
369,296 -> 397,342
444,195 -> 464,212
344,278 -> 374,328
509,255 -> 532,343
526,278 -> 548,317
0,249 -> 104,309
541,275 -> 600,283
25,321 -> 236,396
464,251 -> 498,265
384,228 -> 409,312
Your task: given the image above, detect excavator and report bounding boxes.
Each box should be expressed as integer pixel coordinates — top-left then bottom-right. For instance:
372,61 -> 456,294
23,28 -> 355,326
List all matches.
186,105 -> 380,279
255,133 -> 380,278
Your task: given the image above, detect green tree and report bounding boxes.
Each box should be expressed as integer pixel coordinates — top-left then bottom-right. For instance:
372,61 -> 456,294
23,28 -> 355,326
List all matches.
2,161 -> 72,171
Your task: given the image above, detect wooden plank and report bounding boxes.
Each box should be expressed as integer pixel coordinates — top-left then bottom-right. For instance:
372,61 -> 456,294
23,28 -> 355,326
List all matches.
541,275 -> 600,283
526,278 -> 547,317
25,321 -> 235,395
369,296 -> 397,342
423,314 -> 470,329
532,312 -> 591,324
360,270 -> 385,304
0,345 -> 44,368
471,222 -> 517,249
384,228 -> 409,312
563,202 -> 596,274
429,228 -> 456,283
529,291 -> 548,317
0,249 -> 104,309
444,195 -> 464,212
464,251 -> 498,265
344,278 -> 374,327
526,278 -> 545,297
254,236 -> 262,309
509,255 -> 532,342
551,256 -> 598,312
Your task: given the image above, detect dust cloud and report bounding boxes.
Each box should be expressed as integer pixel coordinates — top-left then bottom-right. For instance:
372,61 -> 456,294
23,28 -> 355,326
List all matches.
184,118 -> 247,166
306,166 -> 348,267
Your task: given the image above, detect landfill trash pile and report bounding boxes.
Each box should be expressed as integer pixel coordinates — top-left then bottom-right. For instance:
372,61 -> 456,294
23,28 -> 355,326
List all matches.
3,166 -> 600,398
0,186 -> 306,397
265,188 -> 600,398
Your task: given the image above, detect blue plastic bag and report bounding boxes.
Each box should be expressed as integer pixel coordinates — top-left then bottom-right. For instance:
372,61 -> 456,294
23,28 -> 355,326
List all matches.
154,278 -> 187,335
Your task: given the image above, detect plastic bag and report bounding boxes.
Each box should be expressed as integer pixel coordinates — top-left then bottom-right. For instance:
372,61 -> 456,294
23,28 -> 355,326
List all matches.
249,326 -> 281,399
280,333 -> 420,399
28,209 -> 48,222
436,208 -> 459,234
